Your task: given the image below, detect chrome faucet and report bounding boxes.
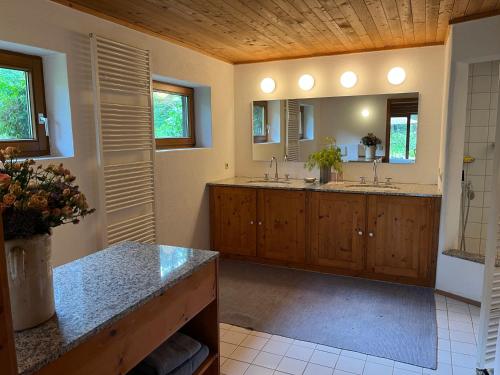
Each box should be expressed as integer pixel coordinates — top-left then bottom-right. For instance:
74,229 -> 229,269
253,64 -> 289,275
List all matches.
373,158 -> 382,184
283,154 -> 289,180
270,156 -> 279,180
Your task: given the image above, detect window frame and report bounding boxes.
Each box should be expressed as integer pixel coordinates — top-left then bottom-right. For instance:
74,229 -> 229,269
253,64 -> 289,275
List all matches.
299,105 -> 305,140
152,81 -> 195,149
384,98 -> 419,162
252,101 -> 268,144
0,49 -> 50,157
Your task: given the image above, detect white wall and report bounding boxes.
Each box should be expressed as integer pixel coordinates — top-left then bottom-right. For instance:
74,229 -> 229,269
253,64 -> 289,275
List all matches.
314,95 -> 388,147
1,0 -> 235,266
234,46 -> 445,184
437,16 -> 500,302
268,100 -> 282,142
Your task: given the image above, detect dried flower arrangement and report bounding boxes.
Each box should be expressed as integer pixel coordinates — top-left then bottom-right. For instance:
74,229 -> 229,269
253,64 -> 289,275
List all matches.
360,133 -> 382,147
0,147 -> 95,240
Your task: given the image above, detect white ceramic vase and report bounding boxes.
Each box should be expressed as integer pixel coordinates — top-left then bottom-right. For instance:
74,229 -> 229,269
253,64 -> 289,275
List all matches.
365,145 -> 376,160
4,234 -> 55,331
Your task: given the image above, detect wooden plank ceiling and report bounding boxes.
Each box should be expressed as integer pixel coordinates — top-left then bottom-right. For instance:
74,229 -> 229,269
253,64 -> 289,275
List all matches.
53,0 -> 500,63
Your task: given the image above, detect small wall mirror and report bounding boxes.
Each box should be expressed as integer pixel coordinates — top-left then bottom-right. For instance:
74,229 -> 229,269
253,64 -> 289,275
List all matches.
251,92 -> 419,164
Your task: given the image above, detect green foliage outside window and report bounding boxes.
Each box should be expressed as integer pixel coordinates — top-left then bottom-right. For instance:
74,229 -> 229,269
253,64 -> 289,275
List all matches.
253,105 -> 265,136
153,91 -> 188,138
389,115 -> 417,160
0,67 -> 33,140
409,114 -> 418,159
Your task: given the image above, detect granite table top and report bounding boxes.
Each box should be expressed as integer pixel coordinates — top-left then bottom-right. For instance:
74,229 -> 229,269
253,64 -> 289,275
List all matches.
14,242 -> 218,375
208,177 -> 442,198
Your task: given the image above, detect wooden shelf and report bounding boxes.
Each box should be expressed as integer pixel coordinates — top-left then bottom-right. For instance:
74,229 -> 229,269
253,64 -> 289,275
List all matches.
193,352 -> 219,375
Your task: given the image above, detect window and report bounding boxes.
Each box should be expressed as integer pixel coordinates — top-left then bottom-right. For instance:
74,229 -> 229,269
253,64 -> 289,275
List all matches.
299,104 -> 313,141
385,98 -> 418,162
253,101 -> 268,143
0,50 -> 49,156
153,81 -> 195,149
299,106 -> 305,140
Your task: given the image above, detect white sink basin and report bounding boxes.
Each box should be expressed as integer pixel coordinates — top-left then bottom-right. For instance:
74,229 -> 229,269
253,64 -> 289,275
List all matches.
346,184 -> 399,190
247,179 -> 291,185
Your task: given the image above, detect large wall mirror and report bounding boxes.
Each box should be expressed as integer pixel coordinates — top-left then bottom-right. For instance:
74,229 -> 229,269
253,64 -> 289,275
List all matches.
252,92 -> 419,164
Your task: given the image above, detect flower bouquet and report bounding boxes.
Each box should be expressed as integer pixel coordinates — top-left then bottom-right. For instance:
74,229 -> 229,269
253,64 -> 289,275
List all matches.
0,146 -> 95,330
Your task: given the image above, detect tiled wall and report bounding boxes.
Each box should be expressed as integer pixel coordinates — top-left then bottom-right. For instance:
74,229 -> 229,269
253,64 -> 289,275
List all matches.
461,61 -> 499,255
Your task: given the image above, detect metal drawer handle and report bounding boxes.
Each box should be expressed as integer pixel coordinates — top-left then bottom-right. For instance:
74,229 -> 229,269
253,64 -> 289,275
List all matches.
357,230 -> 363,236
258,221 -> 262,226
368,232 -> 374,237
250,220 -> 254,225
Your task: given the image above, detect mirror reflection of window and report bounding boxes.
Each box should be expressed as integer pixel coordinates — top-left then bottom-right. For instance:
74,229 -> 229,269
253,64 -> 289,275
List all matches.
299,106 -> 305,140
386,98 -> 418,163
298,104 -> 314,141
251,94 -> 418,164
253,101 -> 268,143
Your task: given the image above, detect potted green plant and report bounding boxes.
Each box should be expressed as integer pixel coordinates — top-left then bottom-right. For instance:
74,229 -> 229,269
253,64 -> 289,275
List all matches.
0,147 -> 95,330
361,133 -> 381,160
305,137 -> 343,183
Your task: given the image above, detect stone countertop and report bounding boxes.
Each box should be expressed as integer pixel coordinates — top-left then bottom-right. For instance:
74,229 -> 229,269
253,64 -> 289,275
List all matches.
208,177 -> 442,197
14,242 -> 218,375
208,176 -> 309,190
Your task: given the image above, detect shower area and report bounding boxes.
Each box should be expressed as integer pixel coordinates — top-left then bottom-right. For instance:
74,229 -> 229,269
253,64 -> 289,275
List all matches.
456,60 -> 499,259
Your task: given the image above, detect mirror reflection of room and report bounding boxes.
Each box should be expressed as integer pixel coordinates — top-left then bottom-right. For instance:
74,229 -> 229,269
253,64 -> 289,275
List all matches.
252,93 -> 419,164
252,100 -> 285,161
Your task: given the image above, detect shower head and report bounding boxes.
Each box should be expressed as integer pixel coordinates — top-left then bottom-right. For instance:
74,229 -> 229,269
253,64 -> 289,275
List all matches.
463,155 -> 475,163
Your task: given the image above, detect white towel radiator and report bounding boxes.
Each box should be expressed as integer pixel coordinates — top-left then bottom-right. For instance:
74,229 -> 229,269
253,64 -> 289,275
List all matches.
90,34 -> 157,246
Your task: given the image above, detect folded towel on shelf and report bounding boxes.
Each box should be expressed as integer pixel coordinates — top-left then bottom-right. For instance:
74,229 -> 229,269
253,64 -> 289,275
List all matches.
130,332 -> 202,375
169,344 -> 209,375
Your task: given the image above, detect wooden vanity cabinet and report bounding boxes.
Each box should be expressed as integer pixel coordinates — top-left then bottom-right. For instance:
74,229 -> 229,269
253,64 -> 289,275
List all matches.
210,186 -> 257,257
365,194 -> 440,285
210,186 -> 306,263
257,189 -> 306,263
309,192 -> 366,271
210,185 -> 440,287
308,192 -> 439,286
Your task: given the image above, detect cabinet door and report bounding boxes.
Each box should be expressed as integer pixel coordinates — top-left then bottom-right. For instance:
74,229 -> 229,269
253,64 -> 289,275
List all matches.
211,187 -> 257,256
257,189 -> 306,263
309,192 -> 366,271
366,194 -> 437,282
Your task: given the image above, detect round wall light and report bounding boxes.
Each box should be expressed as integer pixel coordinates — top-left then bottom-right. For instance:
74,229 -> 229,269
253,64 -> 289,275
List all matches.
260,77 -> 276,93
361,108 -> 370,118
340,71 -> 358,88
298,74 -> 315,91
387,67 -> 406,85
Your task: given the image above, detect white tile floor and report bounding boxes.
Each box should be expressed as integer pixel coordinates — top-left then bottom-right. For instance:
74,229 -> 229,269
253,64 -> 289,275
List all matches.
219,294 -> 480,375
